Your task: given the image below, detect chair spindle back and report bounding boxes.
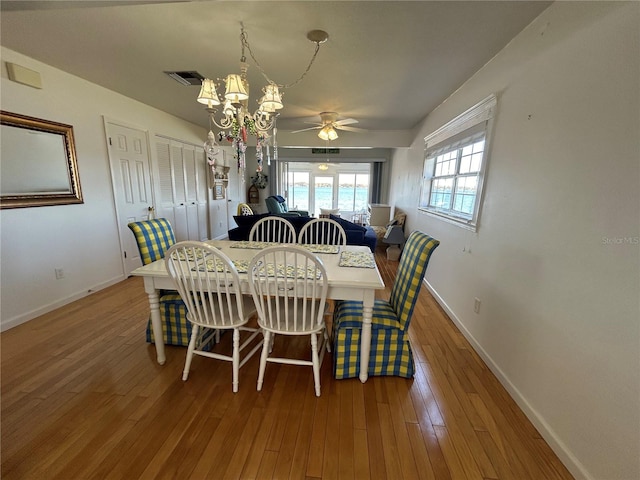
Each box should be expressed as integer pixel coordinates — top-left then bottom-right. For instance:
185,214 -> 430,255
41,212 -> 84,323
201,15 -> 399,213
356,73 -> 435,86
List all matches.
165,241 -> 247,329
298,218 -> 347,246
249,216 -> 296,243
248,246 -> 328,333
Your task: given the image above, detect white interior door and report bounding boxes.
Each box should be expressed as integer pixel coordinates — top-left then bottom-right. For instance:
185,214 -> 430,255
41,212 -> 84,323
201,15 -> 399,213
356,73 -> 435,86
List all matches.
105,120 -> 154,275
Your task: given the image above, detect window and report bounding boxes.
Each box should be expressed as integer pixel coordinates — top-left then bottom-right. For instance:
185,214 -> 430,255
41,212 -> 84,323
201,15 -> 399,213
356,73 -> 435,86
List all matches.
314,175 -> 334,215
287,171 -> 309,212
419,94 -> 496,230
338,173 -> 370,213
283,163 -> 371,217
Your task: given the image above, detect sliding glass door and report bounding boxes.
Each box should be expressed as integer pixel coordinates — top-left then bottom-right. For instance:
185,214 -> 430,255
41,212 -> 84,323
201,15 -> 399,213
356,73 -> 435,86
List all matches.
338,173 -> 370,215
282,162 -> 371,219
286,171 -> 310,213
314,175 -> 334,215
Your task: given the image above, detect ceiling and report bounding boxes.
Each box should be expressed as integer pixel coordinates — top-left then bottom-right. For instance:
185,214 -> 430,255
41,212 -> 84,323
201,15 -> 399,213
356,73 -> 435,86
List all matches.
0,1 -> 551,148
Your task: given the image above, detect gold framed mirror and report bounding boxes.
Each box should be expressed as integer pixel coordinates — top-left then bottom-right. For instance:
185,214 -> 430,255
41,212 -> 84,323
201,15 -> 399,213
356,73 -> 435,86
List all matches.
1,111 -> 83,209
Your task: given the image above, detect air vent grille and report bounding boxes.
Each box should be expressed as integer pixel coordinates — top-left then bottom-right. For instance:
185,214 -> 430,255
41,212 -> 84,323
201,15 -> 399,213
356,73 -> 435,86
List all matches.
164,71 -> 204,86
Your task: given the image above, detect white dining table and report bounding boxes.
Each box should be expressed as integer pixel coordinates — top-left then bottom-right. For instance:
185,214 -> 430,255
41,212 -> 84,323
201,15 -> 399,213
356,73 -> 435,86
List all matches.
130,240 -> 385,383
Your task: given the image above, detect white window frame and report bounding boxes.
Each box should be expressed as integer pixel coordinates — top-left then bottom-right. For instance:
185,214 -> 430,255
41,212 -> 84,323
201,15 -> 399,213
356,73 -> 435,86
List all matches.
419,94 -> 497,231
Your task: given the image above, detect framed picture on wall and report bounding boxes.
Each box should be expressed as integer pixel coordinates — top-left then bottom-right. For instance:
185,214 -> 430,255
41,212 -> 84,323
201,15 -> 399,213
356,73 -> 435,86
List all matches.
1,111 -> 84,209
213,182 -> 225,200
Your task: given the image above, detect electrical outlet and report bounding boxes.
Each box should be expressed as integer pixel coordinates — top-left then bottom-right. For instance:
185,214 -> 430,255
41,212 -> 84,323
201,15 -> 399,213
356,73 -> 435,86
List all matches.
474,297 -> 481,314
55,268 -> 64,280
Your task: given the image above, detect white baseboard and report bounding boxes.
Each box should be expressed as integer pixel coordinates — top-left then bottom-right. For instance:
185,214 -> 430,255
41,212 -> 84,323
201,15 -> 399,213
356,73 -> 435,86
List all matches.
1,275 -> 126,332
423,279 -> 591,480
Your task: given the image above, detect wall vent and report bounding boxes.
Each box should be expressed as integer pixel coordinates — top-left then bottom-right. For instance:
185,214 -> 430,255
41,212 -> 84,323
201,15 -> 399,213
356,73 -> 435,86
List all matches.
164,71 -> 204,86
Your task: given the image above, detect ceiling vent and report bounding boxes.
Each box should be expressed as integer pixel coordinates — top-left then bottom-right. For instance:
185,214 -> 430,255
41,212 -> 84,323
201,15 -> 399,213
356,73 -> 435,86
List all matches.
164,71 -> 204,86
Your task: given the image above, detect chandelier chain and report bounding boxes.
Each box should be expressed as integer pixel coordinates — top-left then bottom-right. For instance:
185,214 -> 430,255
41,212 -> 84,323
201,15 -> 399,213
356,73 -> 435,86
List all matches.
240,26 -> 322,90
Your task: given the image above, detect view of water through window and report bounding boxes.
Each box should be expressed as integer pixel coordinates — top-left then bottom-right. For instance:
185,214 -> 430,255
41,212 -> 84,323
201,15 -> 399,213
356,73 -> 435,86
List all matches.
287,170 -> 370,216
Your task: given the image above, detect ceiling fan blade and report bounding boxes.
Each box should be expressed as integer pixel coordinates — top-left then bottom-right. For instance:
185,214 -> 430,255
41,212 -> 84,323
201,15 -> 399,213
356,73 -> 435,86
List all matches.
334,118 -> 359,126
291,125 -> 322,134
335,125 -> 368,133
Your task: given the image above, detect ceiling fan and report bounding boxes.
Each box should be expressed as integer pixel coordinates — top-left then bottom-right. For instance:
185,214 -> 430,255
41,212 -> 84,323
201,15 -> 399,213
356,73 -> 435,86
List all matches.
291,111 -> 367,140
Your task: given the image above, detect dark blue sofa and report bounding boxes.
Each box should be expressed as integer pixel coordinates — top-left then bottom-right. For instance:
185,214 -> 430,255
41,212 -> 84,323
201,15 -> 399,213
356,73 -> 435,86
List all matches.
228,213 -> 377,252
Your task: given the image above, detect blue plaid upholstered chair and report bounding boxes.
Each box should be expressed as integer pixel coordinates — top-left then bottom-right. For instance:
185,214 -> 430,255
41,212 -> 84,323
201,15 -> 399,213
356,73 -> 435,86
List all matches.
332,231 -> 440,379
128,218 -> 191,347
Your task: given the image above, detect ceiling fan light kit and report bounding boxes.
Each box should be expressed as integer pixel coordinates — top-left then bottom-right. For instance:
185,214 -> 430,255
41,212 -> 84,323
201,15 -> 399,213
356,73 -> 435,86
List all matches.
291,111 -> 367,141
318,124 -> 339,141
197,24 -> 328,175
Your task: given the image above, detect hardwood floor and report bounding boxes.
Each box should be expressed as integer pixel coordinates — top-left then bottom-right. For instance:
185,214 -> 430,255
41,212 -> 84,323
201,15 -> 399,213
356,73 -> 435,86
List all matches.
1,250 -> 574,479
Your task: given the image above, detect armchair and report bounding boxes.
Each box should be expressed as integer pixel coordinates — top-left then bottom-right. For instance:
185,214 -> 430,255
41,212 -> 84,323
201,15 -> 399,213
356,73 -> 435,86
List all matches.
265,195 -> 309,217
371,208 -> 407,250
237,203 -> 254,216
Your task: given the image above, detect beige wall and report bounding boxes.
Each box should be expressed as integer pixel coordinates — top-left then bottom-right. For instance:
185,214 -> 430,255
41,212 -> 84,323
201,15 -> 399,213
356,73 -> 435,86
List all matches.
0,47 -> 207,330
389,3 -> 639,479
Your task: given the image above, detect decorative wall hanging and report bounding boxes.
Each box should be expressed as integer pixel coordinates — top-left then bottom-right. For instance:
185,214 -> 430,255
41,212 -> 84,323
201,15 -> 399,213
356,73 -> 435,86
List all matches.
251,171 -> 268,189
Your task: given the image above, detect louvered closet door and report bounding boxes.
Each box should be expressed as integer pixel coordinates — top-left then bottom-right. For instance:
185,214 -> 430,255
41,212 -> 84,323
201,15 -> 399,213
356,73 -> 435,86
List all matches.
183,145 -> 204,241
194,146 -> 209,241
155,137 -> 209,242
156,141 -> 176,228
170,141 -> 189,241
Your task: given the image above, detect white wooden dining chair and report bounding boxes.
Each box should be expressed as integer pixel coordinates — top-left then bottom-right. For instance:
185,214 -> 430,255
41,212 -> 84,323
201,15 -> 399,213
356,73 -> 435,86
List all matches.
249,216 -> 296,243
248,245 -> 330,396
165,241 -> 262,393
298,218 -> 347,246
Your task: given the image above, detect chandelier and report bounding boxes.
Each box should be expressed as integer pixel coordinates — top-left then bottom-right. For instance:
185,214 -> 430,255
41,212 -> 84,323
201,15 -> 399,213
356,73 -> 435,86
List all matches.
199,25 -> 329,177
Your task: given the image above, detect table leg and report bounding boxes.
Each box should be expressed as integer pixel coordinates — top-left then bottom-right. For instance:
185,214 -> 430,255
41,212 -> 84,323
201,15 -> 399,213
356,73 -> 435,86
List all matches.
144,279 -> 166,365
359,292 -> 374,383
